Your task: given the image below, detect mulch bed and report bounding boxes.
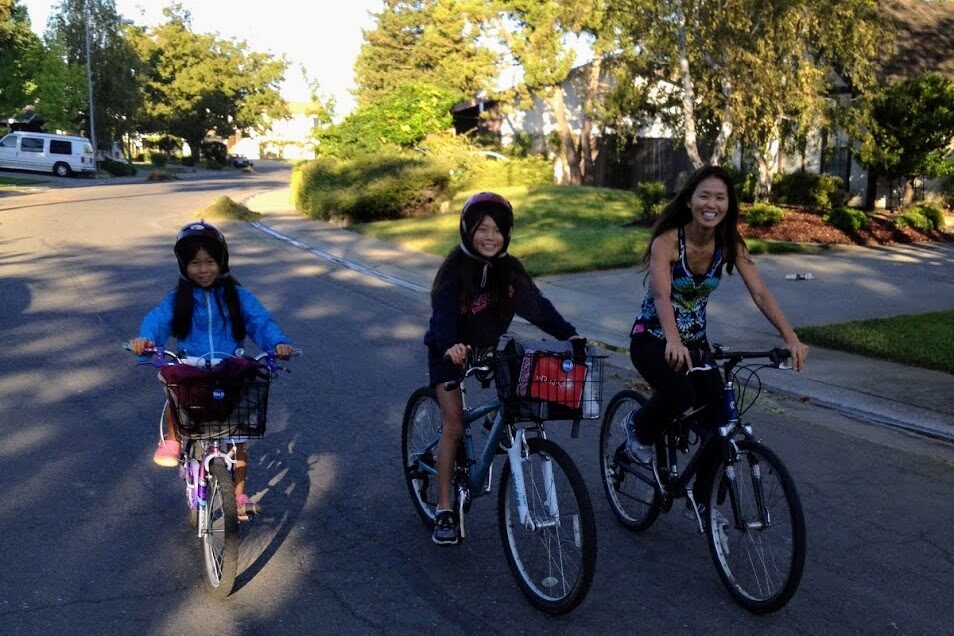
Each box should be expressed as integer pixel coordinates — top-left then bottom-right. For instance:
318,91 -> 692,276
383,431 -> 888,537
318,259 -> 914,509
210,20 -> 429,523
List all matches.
740,207 -> 953,246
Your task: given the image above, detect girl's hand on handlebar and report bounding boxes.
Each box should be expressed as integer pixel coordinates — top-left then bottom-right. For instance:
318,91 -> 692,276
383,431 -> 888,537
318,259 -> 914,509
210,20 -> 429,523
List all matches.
274,343 -> 295,360
785,338 -> 809,372
444,343 -> 471,366
665,340 -> 691,371
129,338 -> 155,355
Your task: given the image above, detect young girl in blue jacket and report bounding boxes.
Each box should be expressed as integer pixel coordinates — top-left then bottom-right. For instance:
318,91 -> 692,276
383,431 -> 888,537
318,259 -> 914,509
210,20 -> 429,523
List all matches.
130,222 -> 292,519
424,193 -> 586,545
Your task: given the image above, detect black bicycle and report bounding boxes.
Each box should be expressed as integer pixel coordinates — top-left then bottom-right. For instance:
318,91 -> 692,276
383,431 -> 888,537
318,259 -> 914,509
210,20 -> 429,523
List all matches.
599,346 -> 806,614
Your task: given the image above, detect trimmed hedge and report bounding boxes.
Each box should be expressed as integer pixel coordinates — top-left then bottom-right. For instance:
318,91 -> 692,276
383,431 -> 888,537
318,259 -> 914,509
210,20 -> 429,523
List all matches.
824,207 -> 869,233
100,157 -> 137,176
908,204 -> 945,230
633,181 -> 668,224
771,170 -> 847,212
745,203 -> 785,227
292,152 -> 453,223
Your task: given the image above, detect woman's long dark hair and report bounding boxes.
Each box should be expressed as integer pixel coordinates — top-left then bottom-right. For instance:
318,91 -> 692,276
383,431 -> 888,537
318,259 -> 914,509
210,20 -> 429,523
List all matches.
431,246 -> 515,318
641,165 -> 743,274
171,238 -> 246,341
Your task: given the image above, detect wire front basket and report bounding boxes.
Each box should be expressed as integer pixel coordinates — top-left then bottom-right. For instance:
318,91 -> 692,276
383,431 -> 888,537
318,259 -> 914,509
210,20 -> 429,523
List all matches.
494,348 -> 606,422
162,377 -> 270,439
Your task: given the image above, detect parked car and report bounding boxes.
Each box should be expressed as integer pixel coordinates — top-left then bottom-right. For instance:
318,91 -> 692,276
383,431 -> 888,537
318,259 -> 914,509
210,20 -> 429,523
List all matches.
0,131 -> 96,177
229,155 -> 253,168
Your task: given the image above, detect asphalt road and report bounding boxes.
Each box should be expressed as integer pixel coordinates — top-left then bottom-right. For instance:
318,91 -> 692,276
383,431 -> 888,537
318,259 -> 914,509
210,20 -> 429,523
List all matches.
1,166 -> 951,635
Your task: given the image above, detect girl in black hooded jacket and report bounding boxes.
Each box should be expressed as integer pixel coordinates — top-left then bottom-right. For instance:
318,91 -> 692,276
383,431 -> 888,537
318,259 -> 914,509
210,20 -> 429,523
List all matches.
423,192 -> 585,545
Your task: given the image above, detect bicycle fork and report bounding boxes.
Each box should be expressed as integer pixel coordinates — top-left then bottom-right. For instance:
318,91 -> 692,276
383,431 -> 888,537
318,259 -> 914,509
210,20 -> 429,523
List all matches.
506,429 -> 560,531
194,444 -> 237,536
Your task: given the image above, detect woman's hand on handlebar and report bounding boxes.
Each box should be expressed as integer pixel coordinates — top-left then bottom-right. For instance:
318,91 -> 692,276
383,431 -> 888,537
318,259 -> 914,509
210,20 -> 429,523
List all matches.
129,337 -> 155,356
784,337 -> 809,372
444,343 -> 471,366
665,339 -> 692,371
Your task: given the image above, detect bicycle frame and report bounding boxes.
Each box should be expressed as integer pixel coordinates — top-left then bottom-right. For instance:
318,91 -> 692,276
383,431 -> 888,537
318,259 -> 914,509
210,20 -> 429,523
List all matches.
412,384 -> 557,535
618,354 -> 775,531
184,439 -> 238,536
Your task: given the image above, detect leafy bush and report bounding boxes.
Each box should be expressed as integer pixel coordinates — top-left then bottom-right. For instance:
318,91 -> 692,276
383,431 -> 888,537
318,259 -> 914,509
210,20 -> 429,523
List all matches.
204,157 -> 224,170
292,150 -> 453,223
824,207 -> 869,233
771,170 -> 846,212
722,165 -> 758,203
633,181 -> 668,224
908,203 -> 945,230
814,174 -> 848,211
895,209 -> 933,232
100,157 -> 137,176
201,141 -> 227,165
745,203 -> 786,227
943,177 -> 954,211
180,155 -> 195,167
149,152 -> 168,168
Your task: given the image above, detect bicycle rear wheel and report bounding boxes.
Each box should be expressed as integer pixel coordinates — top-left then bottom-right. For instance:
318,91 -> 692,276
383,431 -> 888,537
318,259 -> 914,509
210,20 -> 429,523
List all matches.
706,439 -> 805,614
498,437 -> 597,615
401,386 -> 442,526
202,461 -> 239,599
599,390 -> 661,530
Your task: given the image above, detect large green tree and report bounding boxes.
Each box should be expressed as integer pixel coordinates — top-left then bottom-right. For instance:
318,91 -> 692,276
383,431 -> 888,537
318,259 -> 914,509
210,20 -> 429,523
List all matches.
354,0 -> 497,109
0,0 -> 37,116
857,73 -> 954,208
131,5 -> 288,161
45,0 -> 144,149
491,0 -> 611,185
607,0 -> 883,196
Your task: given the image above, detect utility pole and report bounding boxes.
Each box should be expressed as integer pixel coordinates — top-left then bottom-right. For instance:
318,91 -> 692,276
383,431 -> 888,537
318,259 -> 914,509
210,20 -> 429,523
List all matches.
84,0 -> 97,178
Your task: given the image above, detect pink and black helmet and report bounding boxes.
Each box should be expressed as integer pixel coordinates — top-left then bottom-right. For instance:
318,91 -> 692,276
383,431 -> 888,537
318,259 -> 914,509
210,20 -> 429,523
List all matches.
459,192 -> 514,259
174,221 -> 230,277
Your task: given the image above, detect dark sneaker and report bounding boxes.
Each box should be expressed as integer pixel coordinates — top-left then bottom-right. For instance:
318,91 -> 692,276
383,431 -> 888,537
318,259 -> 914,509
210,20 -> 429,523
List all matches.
623,411 -> 653,464
432,511 -> 459,546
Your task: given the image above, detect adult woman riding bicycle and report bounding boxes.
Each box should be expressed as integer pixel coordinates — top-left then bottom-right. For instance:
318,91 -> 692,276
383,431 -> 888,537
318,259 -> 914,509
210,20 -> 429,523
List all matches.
625,166 -> 809,504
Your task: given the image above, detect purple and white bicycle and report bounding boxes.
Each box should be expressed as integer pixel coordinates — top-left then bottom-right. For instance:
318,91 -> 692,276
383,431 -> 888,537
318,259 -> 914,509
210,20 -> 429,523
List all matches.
126,344 -> 298,598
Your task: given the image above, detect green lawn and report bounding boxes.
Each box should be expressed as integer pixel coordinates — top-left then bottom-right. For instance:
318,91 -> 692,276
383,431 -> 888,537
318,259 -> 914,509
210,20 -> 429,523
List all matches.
798,310 -> 954,374
0,175 -> 45,188
353,184 -> 823,277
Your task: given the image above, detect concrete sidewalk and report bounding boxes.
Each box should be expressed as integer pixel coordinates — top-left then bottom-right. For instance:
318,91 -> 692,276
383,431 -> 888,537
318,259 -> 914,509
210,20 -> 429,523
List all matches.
244,189 -> 954,442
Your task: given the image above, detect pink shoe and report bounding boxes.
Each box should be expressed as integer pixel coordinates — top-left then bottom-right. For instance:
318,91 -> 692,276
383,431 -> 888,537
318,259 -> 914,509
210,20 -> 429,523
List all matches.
236,494 -> 260,521
153,439 -> 180,467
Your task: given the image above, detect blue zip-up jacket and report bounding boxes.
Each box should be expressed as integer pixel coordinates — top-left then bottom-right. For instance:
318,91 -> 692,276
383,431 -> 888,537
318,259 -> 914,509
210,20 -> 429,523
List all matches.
139,285 -> 289,359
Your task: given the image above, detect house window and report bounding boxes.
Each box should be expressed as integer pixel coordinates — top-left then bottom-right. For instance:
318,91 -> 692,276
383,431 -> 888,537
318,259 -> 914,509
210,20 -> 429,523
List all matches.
21,137 -> 44,152
822,146 -> 851,184
50,140 -> 72,155
887,176 -> 925,209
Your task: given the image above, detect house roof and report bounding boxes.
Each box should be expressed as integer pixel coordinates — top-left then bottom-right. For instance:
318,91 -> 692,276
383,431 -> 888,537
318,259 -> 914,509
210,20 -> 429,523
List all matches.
881,0 -> 954,80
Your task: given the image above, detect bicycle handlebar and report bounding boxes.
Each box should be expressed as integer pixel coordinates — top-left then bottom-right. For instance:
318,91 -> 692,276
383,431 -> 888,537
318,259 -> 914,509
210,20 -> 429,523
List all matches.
123,343 -> 302,375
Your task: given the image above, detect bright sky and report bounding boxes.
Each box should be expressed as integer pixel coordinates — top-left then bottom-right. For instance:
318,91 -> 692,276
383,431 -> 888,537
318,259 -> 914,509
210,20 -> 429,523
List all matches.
20,0 -> 384,117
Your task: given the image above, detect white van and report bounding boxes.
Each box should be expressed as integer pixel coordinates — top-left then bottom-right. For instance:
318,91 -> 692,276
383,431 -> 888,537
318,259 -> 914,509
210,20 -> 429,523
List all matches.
0,131 -> 96,177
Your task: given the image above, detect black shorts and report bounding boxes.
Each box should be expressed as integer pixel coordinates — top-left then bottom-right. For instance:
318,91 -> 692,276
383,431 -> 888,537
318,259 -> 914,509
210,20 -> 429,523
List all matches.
427,348 -> 462,388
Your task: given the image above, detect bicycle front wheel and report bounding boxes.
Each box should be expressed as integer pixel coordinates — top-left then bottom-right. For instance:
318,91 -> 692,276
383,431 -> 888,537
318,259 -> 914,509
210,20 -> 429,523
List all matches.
706,439 -> 806,614
498,437 -> 597,615
202,461 -> 239,599
599,390 -> 661,530
401,386 -> 442,526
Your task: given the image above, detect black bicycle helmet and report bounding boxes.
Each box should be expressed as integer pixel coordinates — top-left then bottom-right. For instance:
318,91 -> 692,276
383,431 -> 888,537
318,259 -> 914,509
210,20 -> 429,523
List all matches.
459,192 -> 514,259
174,220 -> 230,278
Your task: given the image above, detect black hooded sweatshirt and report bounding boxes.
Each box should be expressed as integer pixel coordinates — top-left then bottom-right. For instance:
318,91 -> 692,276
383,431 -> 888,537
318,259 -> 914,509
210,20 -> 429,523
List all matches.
424,248 -> 577,354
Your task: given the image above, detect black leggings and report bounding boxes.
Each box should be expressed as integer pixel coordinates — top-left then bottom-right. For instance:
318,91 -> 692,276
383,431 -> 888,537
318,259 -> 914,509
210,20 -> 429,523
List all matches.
629,334 -> 724,498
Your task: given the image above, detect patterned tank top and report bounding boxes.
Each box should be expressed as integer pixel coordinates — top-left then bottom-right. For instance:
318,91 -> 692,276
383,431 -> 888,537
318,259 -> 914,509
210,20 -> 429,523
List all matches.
632,226 -> 724,345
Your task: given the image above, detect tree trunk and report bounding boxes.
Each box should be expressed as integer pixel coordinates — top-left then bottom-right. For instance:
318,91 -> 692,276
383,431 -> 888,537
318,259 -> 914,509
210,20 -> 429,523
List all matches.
863,167 -> 878,211
677,6 -> 704,169
579,56 -> 603,185
752,142 -> 778,201
547,87 -> 583,185
901,177 -> 916,208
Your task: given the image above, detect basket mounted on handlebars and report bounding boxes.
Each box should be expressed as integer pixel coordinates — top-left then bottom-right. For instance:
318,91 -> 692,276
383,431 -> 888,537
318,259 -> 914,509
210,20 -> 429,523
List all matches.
159,357 -> 271,439
493,335 -> 605,422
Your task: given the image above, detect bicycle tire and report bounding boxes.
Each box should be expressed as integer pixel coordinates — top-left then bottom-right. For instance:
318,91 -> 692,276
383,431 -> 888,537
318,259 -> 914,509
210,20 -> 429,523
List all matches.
202,461 -> 239,599
401,386 -> 442,526
705,439 -> 806,614
599,390 -> 661,530
498,437 -> 597,615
